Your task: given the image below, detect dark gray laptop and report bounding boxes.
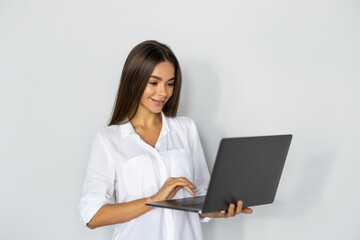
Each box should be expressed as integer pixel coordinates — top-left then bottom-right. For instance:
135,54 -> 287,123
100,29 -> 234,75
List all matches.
146,134 -> 292,213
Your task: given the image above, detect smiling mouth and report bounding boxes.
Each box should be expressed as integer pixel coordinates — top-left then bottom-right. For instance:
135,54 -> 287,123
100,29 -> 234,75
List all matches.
151,98 -> 166,105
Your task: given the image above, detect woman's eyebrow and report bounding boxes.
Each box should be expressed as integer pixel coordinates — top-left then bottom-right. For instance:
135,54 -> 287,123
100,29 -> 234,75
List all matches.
150,75 -> 176,81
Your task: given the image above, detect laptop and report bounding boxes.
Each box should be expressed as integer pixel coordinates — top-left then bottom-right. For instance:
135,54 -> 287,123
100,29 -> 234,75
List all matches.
146,134 -> 292,213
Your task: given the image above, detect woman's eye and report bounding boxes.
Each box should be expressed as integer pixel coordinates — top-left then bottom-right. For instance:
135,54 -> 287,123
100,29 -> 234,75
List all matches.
167,83 -> 175,86
149,82 -> 157,85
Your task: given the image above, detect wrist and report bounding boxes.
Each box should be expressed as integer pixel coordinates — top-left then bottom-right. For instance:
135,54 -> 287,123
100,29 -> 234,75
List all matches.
146,195 -> 156,203
145,197 -> 152,204
199,213 -> 212,222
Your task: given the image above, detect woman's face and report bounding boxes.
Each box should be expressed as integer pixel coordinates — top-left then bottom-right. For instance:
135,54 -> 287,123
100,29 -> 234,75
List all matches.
139,61 -> 176,114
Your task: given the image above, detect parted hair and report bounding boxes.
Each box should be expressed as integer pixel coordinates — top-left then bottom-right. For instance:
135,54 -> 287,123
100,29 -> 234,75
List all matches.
108,40 -> 182,126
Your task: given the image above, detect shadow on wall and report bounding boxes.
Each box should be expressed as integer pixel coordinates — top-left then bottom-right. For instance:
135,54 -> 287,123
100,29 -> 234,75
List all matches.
260,137 -> 338,219
177,59 -> 245,239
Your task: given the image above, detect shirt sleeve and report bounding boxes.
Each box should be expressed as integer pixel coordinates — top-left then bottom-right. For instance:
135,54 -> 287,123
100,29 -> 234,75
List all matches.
79,132 -> 115,227
188,119 -> 212,223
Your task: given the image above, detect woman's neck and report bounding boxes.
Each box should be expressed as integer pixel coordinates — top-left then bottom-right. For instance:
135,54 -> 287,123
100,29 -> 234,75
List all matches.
130,107 -> 162,129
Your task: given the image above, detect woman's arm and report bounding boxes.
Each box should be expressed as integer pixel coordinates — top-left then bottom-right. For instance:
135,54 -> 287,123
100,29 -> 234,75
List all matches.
87,177 -> 196,229
87,197 -> 152,229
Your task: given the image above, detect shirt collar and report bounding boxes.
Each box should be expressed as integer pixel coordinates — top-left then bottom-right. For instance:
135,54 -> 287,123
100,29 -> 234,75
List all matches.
159,111 -> 170,138
120,111 -> 170,138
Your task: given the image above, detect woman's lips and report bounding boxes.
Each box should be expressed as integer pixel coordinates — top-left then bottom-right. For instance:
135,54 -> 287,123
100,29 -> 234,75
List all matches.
151,98 -> 165,106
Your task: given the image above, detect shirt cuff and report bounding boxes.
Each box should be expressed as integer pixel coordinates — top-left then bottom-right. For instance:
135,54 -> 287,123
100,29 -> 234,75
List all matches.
199,215 -> 212,223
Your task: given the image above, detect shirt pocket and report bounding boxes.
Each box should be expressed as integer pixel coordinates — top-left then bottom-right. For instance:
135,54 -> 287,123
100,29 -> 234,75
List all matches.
122,154 -> 157,196
165,148 -> 194,183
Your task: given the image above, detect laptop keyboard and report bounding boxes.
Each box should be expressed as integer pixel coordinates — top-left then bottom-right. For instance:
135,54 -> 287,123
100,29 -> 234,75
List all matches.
180,202 -> 204,209
174,196 -> 205,209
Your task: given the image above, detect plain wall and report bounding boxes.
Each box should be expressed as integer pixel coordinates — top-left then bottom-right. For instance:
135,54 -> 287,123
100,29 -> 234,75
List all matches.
1,0 -> 359,239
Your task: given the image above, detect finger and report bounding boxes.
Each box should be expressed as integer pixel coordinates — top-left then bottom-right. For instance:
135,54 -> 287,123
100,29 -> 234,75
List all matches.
235,200 -> 243,214
169,181 -> 190,188
220,210 -> 226,218
166,177 -> 189,186
172,186 -> 181,195
184,185 -> 196,196
166,184 -> 191,200
169,186 -> 183,199
170,179 -> 197,192
169,181 -> 195,196
177,177 -> 197,188
242,208 -> 253,214
227,203 -> 236,217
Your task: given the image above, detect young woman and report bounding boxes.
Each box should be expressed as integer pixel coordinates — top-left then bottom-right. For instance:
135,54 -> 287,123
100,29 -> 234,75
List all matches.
79,40 -> 252,240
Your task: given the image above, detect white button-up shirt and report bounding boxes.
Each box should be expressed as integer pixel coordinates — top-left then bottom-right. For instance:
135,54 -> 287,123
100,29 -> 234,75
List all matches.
79,111 -> 211,240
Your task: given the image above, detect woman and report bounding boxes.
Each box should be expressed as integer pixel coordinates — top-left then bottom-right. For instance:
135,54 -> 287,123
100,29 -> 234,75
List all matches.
79,40 -> 252,240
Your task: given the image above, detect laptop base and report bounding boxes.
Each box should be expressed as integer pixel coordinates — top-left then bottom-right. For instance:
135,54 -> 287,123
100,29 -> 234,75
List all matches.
146,196 -> 206,213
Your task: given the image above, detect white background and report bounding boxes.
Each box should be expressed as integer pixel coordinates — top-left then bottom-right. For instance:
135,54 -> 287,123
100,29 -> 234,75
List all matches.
1,0 -> 359,239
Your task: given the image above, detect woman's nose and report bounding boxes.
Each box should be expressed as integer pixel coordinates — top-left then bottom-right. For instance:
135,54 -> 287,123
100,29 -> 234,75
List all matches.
157,84 -> 168,98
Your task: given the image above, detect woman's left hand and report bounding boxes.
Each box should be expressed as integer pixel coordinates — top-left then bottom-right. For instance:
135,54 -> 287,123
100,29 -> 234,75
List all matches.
199,200 -> 253,218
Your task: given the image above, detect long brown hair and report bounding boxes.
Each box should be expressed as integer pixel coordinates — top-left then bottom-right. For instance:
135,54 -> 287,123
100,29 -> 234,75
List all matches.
108,40 -> 182,126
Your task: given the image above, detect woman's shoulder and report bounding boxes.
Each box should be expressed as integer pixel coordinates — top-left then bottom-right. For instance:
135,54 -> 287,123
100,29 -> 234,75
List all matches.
94,124 -> 123,140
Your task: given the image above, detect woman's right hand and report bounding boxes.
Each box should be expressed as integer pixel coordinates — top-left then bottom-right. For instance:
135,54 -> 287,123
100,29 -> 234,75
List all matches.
149,177 -> 197,202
